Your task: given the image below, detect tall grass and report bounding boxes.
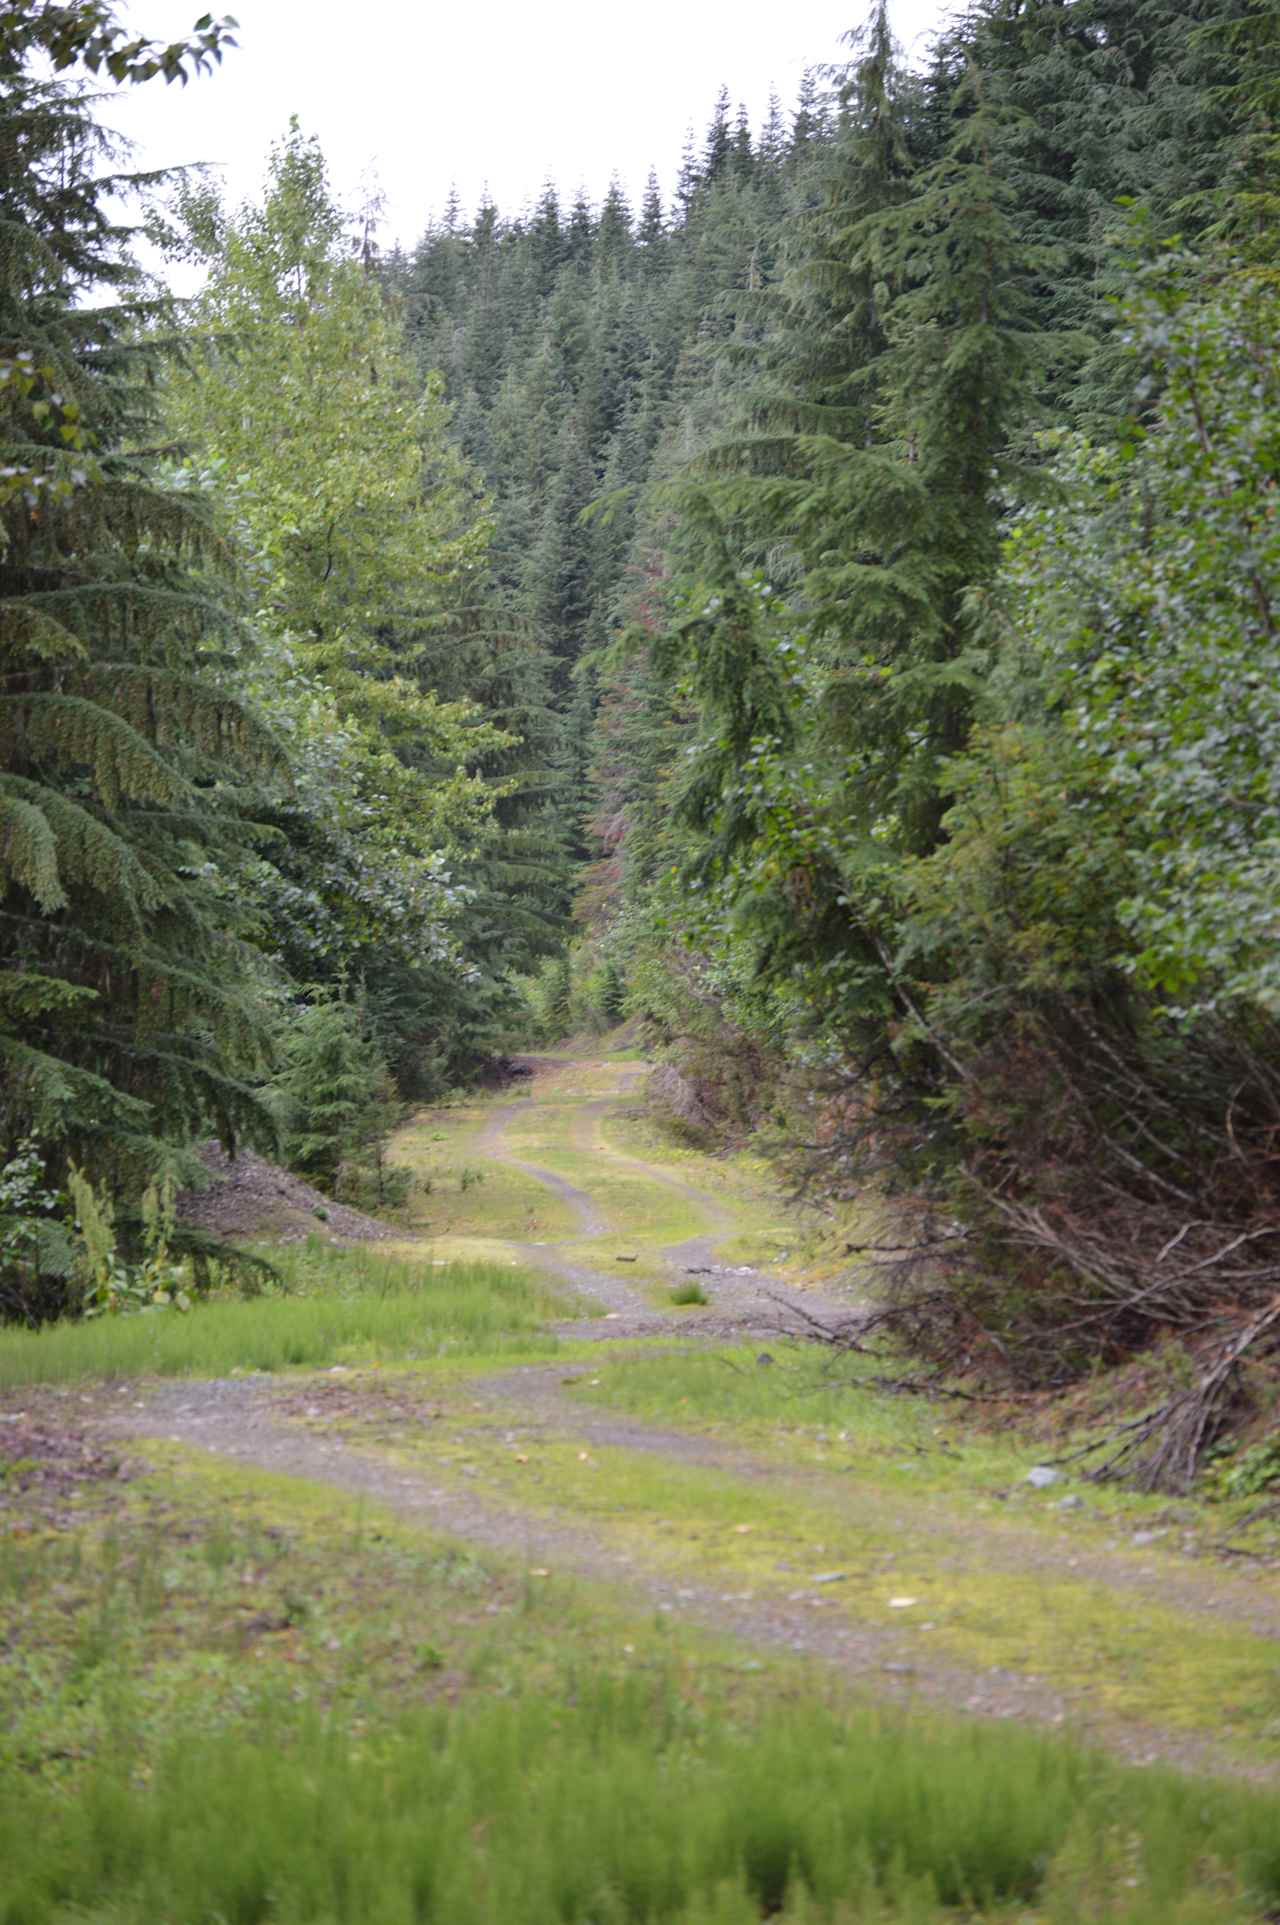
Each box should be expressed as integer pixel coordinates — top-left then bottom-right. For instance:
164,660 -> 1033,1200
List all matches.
1,1675 -> 1276,1923
0,1251 -> 568,1388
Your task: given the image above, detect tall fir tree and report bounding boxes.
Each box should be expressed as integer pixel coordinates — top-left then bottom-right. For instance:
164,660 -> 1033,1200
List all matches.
1,55 -> 279,1192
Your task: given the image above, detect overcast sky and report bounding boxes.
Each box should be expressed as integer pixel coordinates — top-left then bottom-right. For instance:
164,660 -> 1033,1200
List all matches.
100,1 -> 951,250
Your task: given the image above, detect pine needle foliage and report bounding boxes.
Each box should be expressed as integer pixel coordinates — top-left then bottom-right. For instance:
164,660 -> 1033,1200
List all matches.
0,61 -> 280,1196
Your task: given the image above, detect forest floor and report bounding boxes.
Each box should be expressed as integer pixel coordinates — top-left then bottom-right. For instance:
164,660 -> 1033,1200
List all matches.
4,1040 -> 1280,1918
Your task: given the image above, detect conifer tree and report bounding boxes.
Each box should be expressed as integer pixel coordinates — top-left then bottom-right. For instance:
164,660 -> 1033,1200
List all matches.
272,997 -> 401,1199
704,88 -> 734,184
1,55 -> 280,1191
637,171 -> 668,269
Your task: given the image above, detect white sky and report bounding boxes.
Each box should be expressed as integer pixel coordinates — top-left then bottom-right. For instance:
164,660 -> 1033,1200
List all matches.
99,0 -> 951,249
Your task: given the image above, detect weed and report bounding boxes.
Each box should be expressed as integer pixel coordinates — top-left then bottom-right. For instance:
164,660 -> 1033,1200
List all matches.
669,1279 -> 710,1306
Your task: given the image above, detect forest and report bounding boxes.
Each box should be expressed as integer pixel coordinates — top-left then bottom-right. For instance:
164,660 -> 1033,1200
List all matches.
2,0 -> 1279,1471
6,6 -> 1280,1919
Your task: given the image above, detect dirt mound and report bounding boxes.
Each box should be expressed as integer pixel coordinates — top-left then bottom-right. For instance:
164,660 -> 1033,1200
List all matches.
176,1144 -> 393,1244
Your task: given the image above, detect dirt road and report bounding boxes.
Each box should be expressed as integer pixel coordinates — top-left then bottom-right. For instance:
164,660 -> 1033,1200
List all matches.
106,1049 -> 1280,1782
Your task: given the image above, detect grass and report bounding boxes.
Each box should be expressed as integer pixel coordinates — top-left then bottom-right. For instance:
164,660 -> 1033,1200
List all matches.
560,1342 -> 1201,1518
1,1453 -> 1279,1924
566,1342 -> 1035,1491
383,1045 -> 846,1296
566,1343 -> 1280,1555
669,1278 -> 710,1306
392,1101 -> 582,1243
0,1250 -> 570,1387
5,1686 -> 1280,1923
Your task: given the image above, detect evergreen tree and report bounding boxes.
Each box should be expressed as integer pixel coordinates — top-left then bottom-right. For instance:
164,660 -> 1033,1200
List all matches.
1,57 -> 279,1191
272,997 -> 403,1200
637,170 -> 668,268
704,87 -> 734,184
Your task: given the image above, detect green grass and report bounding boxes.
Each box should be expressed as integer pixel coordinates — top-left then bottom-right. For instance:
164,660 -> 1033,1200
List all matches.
289,1355 -> 1277,1763
563,1343 -> 1280,1552
564,1342 -> 1034,1490
4,1045 -> 1278,1920
669,1278 -> 711,1306
2,1442 -> 1276,1923
0,1251 -> 569,1387
2,1664 -> 1278,1922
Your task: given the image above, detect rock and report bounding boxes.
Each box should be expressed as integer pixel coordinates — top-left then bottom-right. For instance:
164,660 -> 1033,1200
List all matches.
615,1253 -> 639,1263
809,1571 -> 847,1585
756,1352 -> 775,1368
1026,1465 -> 1061,1488
1055,1494 -> 1084,1511
1131,1529 -> 1163,1547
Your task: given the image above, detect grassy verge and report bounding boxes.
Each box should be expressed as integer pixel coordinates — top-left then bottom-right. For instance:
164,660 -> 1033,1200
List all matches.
2,1450 -> 1278,1923
392,1100 -> 582,1243
0,1250 -> 570,1388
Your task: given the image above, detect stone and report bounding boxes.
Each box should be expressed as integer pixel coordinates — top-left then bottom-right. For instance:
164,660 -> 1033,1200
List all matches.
1026,1465 -> 1061,1488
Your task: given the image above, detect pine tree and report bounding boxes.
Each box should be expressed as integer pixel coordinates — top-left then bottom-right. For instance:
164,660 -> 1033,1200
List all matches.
849,53 -> 1067,844
704,87 -> 734,185
566,189 -> 595,267
637,170 -> 668,268
528,181 -> 565,295
0,58 -> 280,1192
732,104 -> 755,179
595,179 -> 633,276
272,998 -> 401,1199
759,91 -> 788,170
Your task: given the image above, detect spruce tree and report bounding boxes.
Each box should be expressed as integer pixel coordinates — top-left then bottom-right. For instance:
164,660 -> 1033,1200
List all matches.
1,57 -> 279,1190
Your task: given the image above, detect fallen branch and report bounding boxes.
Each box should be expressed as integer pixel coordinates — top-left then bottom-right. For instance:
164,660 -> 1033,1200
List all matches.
1062,1295 -> 1280,1492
